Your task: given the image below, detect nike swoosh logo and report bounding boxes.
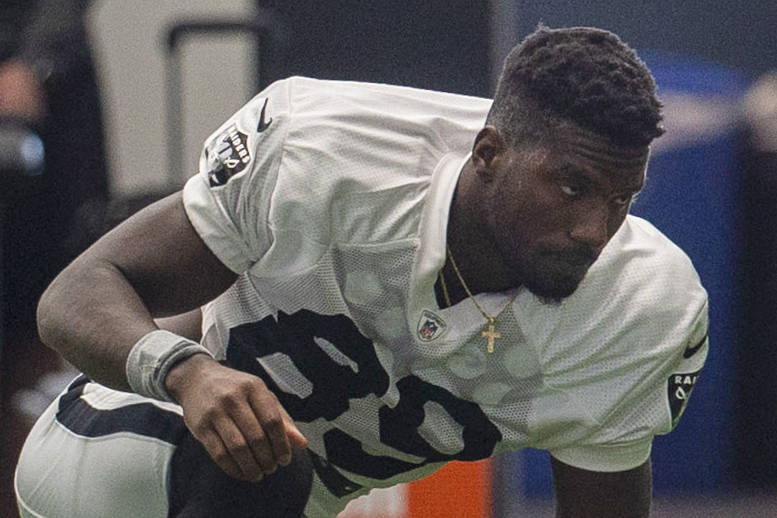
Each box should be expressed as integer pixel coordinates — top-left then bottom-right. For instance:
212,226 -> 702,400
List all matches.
257,97 -> 273,132
683,333 -> 708,359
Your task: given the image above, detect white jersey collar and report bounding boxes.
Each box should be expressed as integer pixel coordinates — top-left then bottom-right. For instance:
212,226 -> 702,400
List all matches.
407,152 -> 469,333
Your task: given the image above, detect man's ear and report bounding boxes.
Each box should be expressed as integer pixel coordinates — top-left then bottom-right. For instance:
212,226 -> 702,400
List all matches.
471,126 -> 507,181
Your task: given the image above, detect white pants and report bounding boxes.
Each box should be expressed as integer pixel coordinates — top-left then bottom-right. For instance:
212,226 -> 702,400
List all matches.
15,376 -> 366,518
15,377 -> 180,517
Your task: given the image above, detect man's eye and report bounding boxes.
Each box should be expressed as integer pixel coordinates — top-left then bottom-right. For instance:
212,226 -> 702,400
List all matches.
560,184 -> 581,197
612,193 -> 638,206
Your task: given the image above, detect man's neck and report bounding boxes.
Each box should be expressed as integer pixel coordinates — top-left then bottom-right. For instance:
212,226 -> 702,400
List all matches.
444,167 -> 516,300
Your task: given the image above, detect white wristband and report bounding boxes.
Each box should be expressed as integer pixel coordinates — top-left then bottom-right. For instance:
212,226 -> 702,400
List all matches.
125,329 -> 214,402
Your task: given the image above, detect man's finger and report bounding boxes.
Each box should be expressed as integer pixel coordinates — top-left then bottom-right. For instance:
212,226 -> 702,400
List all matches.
212,416 -> 266,481
197,428 -> 251,481
247,389 -> 292,467
281,406 -> 308,452
228,401 -> 279,475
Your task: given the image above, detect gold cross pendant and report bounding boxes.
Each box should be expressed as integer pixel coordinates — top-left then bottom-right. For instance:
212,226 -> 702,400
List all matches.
481,319 -> 500,354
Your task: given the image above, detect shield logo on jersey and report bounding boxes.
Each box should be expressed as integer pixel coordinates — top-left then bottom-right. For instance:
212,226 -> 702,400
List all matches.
417,310 -> 446,342
206,122 -> 251,187
667,368 -> 702,429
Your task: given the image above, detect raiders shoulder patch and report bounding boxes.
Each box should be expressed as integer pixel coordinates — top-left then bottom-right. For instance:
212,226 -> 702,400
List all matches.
205,122 -> 251,187
668,368 -> 702,429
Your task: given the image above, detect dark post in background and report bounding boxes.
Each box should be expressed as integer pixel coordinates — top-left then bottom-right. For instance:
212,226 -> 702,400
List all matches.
255,0 -> 492,97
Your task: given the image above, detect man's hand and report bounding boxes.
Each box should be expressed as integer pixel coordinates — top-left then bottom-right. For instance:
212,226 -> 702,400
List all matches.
165,353 -> 308,482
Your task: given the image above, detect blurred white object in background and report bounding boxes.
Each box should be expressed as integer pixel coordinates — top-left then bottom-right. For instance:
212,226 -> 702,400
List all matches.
651,90 -> 743,155
87,0 -> 257,197
744,71 -> 777,152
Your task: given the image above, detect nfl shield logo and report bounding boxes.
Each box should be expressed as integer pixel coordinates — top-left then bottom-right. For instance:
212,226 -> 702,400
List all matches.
417,310 -> 446,342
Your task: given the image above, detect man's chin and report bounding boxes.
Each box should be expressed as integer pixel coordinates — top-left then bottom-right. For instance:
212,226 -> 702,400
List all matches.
523,273 -> 584,305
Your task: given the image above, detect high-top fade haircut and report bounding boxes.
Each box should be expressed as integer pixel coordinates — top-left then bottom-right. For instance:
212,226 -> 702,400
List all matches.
487,25 -> 664,149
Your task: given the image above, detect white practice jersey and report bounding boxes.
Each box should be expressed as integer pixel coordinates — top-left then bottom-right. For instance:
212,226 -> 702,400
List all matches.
183,76 -> 709,517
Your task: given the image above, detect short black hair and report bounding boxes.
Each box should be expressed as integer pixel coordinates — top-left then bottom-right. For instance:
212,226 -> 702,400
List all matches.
487,25 -> 664,148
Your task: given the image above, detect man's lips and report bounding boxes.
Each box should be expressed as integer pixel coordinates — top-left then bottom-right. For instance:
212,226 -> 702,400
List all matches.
543,248 -> 598,268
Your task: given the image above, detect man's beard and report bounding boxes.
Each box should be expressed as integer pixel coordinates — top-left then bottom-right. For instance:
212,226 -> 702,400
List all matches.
522,269 -> 580,304
512,251 -> 594,304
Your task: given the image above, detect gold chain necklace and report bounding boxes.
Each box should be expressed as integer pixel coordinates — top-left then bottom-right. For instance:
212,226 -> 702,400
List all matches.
438,247 -> 517,353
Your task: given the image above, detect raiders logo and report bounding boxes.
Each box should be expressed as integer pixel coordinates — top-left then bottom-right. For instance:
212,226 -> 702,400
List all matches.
206,122 -> 251,187
668,368 -> 702,428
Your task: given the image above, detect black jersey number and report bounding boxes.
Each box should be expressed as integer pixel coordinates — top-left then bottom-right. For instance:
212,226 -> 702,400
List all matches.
325,375 -> 501,479
226,310 -> 390,421
225,310 -> 501,479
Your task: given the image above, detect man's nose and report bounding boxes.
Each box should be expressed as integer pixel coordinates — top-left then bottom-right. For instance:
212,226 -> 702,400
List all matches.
568,202 -> 609,251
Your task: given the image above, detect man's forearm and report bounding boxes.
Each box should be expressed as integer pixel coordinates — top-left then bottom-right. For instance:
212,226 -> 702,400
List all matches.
37,255 -> 158,391
36,192 -> 238,392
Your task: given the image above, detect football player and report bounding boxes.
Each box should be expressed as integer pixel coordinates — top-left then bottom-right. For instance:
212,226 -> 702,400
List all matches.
16,26 -> 707,518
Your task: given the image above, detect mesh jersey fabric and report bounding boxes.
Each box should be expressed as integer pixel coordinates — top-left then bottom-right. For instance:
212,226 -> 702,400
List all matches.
182,76 -> 709,517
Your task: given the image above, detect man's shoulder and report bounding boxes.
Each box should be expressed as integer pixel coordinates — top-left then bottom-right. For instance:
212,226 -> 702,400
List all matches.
275,76 -> 491,138
524,214 -> 708,390
279,75 -> 491,106
576,214 -> 707,323
603,215 -> 701,282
